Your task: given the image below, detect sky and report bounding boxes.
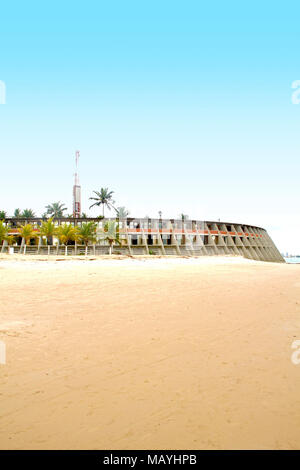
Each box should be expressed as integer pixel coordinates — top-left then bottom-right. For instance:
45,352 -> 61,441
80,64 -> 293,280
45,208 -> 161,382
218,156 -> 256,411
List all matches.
0,1 -> 299,253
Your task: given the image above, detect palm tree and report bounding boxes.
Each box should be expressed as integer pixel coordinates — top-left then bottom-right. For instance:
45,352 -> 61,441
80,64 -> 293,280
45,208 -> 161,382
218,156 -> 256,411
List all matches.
0,221 -> 15,252
14,208 -> 22,218
22,209 -> 35,218
77,222 -> 97,256
115,206 -> 129,218
89,188 -> 115,217
18,224 -> 39,254
102,220 -> 120,255
39,218 -> 57,255
0,220 -> 8,246
0,210 -> 6,219
45,201 -> 67,218
56,223 -> 78,255
5,235 -> 16,246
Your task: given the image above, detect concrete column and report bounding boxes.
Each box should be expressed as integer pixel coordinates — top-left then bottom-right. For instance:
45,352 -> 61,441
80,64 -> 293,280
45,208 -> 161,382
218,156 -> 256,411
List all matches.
157,230 -> 166,255
141,228 -> 149,254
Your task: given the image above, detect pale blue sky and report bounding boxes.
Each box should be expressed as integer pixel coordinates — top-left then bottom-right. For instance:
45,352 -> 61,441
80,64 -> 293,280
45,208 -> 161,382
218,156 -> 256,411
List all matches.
0,1 -> 299,252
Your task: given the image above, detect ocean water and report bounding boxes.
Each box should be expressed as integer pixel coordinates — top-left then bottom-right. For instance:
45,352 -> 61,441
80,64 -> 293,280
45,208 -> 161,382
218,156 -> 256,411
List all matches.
284,257 -> 300,264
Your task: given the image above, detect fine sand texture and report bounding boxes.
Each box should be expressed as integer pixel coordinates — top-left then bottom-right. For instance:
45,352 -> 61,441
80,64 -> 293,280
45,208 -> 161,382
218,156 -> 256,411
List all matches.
0,255 -> 300,449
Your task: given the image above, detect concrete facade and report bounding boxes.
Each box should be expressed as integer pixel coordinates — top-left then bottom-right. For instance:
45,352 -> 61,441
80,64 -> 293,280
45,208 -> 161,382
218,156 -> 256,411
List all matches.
1,217 -> 284,262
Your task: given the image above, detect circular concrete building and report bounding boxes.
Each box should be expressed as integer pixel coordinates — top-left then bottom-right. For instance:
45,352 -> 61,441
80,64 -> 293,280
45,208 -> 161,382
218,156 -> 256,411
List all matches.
2,217 -> 284,262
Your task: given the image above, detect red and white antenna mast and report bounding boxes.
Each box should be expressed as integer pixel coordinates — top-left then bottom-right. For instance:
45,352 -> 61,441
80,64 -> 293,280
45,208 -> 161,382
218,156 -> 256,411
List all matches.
73,150 -> 81,218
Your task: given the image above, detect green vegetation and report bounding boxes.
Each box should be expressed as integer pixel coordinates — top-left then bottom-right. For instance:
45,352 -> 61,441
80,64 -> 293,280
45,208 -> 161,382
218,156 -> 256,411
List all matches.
14,208 -> 22,218
0,211 -> 6,219
89,188 -> 115,217
0,220 -> 8,245
77,222 -> 97,256
22,209 -> 36,218
39,218 -> 57,254
5,235 -> 16,246
45,202 -> 67,218
56,223 -> 78,255
17,224 -> 39,254
102,220 -> 120,255
115,206 -> 129,218
0,221 -> 16,249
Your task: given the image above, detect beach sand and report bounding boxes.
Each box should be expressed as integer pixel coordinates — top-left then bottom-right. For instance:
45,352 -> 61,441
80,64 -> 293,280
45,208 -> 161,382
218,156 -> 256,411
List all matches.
0,255 -> 300,449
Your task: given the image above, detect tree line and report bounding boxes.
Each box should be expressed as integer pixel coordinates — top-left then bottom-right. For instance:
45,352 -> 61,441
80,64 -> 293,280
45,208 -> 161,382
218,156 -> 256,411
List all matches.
0,188 -> 130,219
0,219 -> 120,255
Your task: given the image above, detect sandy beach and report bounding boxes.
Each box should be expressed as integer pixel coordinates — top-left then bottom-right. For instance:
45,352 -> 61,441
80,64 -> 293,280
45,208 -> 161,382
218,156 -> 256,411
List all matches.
0,255 -> 300,450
